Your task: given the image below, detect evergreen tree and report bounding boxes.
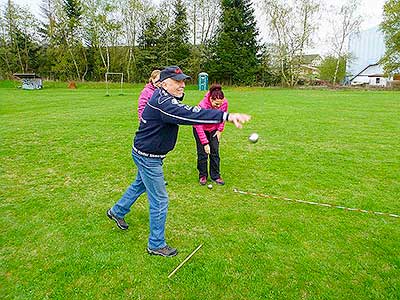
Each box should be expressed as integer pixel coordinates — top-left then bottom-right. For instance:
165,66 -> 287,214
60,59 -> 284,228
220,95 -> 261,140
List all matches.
155,0 -> 191,68
137,14 -> 163,80
64,0 -> 82,32
258,44 -> 282,86
51,0 -> 88,81
169,0 -> 190,68
38,0 -> 58,79
207,0 -> 259,85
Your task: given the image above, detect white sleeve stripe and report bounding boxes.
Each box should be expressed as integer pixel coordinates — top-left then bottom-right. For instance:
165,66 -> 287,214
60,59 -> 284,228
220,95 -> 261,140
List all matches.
147,103 -> 221,124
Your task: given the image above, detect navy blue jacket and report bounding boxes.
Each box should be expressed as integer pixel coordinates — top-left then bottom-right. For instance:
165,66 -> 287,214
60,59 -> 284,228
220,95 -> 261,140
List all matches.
134,88 -> 229,156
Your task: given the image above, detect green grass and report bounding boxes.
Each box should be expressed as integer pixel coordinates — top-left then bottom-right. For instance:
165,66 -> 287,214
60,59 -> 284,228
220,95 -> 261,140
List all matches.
1,82 -> 399,299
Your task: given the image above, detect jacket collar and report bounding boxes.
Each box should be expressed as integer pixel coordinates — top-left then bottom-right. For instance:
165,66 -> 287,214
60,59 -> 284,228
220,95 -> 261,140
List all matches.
161,87 -> 185,101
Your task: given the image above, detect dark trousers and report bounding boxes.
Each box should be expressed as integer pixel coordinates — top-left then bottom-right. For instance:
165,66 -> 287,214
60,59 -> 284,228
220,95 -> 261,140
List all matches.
193,128 -> 221,180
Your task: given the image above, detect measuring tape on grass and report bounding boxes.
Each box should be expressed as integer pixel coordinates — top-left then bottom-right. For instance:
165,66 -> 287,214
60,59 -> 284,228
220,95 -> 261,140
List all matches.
233,188 -> 399,219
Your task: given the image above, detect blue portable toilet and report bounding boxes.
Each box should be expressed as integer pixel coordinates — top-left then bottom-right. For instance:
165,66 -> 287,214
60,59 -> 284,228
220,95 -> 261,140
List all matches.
198,72 -> 208,91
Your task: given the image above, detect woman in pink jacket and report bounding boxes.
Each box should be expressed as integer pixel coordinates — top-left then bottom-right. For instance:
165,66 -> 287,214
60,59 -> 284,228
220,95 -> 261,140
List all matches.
137,70 -> 161,121
193,84 -> 228,186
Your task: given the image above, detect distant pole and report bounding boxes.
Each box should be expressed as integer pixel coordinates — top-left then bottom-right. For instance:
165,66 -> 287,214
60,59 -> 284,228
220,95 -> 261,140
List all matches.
105,73 -> 109,96
120,73 -> 124,95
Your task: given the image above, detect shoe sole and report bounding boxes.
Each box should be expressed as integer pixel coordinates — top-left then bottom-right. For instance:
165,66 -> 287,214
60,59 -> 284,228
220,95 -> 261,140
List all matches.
107,209 -> 128,230
147,248 -> 178,257
213,181 -> 225,185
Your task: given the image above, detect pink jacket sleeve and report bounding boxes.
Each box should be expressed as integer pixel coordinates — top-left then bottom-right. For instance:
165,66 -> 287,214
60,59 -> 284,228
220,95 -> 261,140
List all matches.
193,93 -> 210,145
138,86 -> 152,121
217,99 -> 228,132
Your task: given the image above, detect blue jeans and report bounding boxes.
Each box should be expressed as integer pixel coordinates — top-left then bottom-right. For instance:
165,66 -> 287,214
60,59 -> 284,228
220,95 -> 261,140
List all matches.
111,150 -> 168,250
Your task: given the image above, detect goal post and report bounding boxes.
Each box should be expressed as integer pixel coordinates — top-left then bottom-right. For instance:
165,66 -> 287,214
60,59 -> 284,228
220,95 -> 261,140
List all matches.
105,72 -> 124,96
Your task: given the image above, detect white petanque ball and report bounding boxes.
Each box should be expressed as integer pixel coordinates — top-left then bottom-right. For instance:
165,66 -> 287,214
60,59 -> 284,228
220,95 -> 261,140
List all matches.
249,133 -> 259,143
207,184 -> 213,189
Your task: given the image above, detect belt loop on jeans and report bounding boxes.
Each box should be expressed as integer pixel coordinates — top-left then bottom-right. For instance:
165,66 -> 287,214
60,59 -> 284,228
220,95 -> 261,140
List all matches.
132,145 -> 166,159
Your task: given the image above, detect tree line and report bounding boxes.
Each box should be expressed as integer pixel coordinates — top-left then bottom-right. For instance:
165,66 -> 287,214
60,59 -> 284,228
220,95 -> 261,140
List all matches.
0,0 -> 398,86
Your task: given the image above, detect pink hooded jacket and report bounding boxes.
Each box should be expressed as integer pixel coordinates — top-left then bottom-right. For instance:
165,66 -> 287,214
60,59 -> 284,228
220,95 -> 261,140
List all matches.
193,91 -> 229,145
137,82 -> 156,121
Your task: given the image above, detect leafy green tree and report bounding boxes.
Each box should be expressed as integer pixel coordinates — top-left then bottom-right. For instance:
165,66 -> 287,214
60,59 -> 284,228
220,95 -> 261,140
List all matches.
319,56 -> 346,83
0,2 -> 42,78
185,43 -> 214,82
207,0 -> 260,85
380,0 -> 400,75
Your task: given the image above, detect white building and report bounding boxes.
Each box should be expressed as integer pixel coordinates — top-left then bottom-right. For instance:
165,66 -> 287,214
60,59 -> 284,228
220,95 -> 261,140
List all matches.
346,27 -> 388,86
13,73 -> 43,90
350,63 -> 387,86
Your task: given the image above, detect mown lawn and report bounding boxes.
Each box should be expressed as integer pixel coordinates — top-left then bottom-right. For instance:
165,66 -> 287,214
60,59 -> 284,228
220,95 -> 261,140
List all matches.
1,82 -> 399,299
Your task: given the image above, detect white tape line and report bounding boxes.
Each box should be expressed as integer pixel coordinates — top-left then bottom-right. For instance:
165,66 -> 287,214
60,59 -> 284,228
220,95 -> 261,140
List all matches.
233,189 -> 400,219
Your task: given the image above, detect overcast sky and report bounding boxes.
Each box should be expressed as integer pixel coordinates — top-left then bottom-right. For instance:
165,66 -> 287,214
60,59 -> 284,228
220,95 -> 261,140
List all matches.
10,0 -> 386,55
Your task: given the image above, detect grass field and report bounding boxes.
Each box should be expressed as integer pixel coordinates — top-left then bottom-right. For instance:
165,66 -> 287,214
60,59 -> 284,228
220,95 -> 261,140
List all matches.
1,82 -> 399,299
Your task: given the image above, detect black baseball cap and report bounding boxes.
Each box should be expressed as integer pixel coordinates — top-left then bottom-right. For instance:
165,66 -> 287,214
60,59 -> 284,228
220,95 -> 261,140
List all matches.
159,66 -> 191,82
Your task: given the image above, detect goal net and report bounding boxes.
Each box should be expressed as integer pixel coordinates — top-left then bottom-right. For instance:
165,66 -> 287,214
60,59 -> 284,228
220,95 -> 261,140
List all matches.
105,72 -> 124,96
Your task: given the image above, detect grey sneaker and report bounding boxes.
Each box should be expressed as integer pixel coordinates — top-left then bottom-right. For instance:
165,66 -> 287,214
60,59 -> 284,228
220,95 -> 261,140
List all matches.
107,209 -> 128,230
147,245 -> 178,257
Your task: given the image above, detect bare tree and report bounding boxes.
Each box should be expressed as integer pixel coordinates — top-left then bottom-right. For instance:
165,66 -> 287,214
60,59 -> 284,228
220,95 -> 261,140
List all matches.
84,0 -> 122,75
186,0 -> 197,45
326,0 -> 362,84
185,0 -> 219,45
261,0 -> 320,86
51,0 -> 89,81
40,0 -> 56,43
121,0 -> 154,81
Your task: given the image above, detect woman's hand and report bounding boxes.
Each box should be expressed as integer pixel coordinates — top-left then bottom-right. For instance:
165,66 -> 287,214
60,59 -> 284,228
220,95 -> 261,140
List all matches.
213,131 -> 222,142
204,144 -> 210,154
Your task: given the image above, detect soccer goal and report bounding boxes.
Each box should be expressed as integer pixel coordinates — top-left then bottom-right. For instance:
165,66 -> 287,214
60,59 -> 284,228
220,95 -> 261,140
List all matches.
105,72 -> 124,96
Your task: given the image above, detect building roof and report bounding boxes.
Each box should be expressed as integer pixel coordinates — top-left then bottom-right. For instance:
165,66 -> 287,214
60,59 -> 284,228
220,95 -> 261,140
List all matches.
13,73 -> 42,79
300,65 -> 320,72
300,54 -> 322,66
368,74 -> 385,77
349,64 -> 379,82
